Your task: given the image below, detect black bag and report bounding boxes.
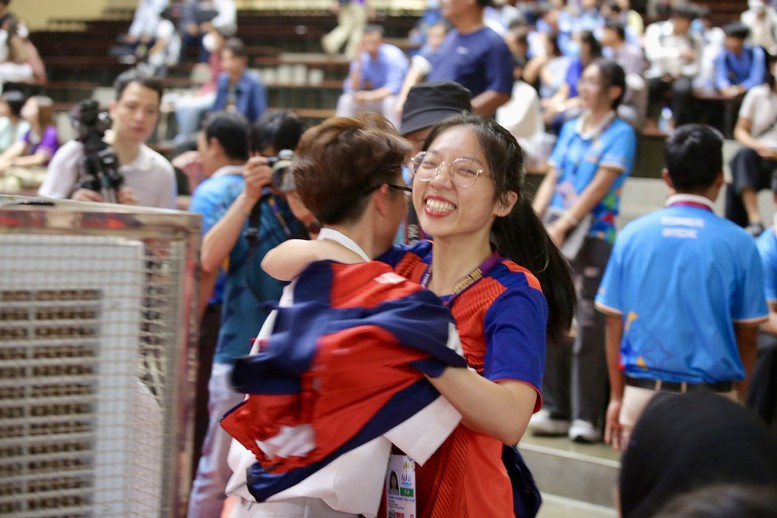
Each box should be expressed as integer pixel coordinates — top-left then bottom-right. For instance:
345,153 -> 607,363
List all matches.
502,444 -> 542,518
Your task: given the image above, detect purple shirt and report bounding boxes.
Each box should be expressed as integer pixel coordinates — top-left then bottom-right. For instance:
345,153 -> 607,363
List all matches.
23,125 -> 59,158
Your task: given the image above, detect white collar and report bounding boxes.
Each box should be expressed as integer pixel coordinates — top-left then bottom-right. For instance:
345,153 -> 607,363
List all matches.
665,194 -> 716,210
574,110 -> 616,140
317,228 -> 371,262
212,164 -> 245,178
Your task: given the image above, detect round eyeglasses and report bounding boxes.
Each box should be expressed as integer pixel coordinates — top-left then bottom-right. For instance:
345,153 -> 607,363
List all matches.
411,152 -> 485,189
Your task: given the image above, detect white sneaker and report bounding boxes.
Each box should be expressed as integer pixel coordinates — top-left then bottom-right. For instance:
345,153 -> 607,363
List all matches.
528,410 -> 570,436
568,419 -> 602,443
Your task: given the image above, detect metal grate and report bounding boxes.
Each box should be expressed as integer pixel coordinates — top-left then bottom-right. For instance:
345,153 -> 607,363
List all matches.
0,198 -> 200,518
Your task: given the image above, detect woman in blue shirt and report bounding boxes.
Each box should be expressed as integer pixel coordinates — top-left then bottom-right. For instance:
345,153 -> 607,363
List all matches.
531,58 -> 637,443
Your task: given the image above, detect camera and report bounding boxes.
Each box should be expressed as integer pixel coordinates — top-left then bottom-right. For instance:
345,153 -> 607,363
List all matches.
268,149 -> 294,192
72,100 -> 123,203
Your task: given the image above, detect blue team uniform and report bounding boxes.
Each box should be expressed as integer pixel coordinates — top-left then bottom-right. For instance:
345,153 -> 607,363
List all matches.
757,227 -> 777,304
595,195 -> 769,383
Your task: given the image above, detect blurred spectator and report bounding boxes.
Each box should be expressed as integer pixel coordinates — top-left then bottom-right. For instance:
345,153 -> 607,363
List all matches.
644,7 -> 702,128
523,31 -> 571,100
693,5 -> 726,93
407,0 -> 444,50
123,0 -> 168,48
38,71 -> 176,209
531,59 -> 636,444
542,29 -> 602,131
171,27 -> 225,148
742,0 -> 777,56
596,124 -> 768,452
714,22 -> 767,99
322,0 -> 373,59
211,38 -> 266,123
408,0 -> 514,115
724,54 -> 777,234
601,19 -> 643,75
618,391 -> 777,518
145,7 -> 181,76
179,0 -> 236,63
335,25 -> 408,128
397,20 -> 448,112
485,0 -> 523,35
0,90 -> 28,153
0,95 -> 57,191
752,192 -> 777,432
557,0 -> 604,57
0,16 -> 33,88
616,0 -> 644,37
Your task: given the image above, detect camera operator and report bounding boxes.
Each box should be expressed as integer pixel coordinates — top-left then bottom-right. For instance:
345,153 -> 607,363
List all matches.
38,69 -> 176,209
188,110 -> 310,518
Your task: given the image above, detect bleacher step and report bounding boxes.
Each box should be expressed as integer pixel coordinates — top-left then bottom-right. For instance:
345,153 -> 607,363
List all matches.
539,494 -> 618,518
521,435 -> 620,509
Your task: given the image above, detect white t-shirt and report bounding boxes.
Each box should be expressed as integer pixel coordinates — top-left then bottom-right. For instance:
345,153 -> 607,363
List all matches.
739,83 -> 777,143
38,140 -> 177,209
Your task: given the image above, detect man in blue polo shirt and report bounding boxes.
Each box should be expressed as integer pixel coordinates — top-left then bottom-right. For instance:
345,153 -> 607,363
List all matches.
595,124 -> 768,451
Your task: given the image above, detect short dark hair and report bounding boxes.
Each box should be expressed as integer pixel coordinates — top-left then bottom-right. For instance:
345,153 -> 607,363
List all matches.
114,69 -> 164,105
250,110 -> 304,154
664,124 -> 723,192
604,19 -> 626,41
203,111 -> 250,162
723,21 -> 750,40
292,113 -> 411,225
221,37 -> 246,58
2,90 -> 26,118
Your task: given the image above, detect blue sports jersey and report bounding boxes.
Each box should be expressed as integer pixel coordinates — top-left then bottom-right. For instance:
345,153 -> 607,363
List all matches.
595,195 -> 768,383
426,27 -> 514,97
549,114 -> 637,244
206,182 -> 306,365
757,226 -> 777,303
190,167 -> 245,304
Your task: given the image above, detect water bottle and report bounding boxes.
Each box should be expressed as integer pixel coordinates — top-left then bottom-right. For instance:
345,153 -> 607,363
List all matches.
658,107 -> 673,134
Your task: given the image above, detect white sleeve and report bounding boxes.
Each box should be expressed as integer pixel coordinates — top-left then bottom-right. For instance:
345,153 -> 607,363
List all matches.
37,141 -> 81,199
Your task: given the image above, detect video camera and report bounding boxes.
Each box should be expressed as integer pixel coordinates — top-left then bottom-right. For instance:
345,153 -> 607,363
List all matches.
72,100 -> 123,203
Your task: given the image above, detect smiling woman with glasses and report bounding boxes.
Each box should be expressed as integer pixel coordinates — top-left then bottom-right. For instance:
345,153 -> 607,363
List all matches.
379,113 -> 576,517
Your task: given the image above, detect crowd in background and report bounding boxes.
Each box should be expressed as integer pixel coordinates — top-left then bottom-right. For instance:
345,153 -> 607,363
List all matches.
1,0 -> 777,517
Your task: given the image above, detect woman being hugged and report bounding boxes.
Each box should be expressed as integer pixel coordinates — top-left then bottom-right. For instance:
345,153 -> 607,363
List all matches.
380,113 -> 576,516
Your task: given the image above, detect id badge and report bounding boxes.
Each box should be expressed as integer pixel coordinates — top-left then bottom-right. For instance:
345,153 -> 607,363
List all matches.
386,454 -> 416,518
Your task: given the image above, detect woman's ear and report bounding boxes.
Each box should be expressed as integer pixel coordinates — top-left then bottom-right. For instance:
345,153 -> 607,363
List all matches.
609,85 -> 623,105
494,191 -> 519,218
374,183 -> 391,217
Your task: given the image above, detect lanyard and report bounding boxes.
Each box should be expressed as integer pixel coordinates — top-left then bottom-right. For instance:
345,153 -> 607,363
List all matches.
421,251 -> 501,307
317,227 -> 371,262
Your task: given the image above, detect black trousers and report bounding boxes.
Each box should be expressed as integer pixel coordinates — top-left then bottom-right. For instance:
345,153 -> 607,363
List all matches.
724,146 -> 777,227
